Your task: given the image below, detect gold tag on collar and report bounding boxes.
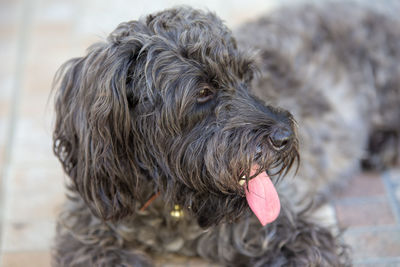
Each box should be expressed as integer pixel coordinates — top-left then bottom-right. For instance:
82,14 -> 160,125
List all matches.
170,204 -> 184,219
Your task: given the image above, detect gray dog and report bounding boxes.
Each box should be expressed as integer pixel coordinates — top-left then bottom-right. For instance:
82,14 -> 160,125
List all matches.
52,2 -> 400,266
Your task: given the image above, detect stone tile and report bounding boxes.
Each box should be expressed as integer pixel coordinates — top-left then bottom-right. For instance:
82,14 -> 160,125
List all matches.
0,49 -> 17,99
18,91 -> 53,121
335,199 -> 396,228
0,83 -> 12,116
388,167 -> 400,185
0,0 -> 23,26
384,168 -> 400,217
5,192 -> 64,223
0,118 -> 10,175
23,22 -> 75,96
344,228 -> 400,260
2,220 -> 56,252
8,166 -> 64,195
4,167 -> 65,221
11,118 -> 59,166
15,3 -> 77,102
335,172 -> 386,199
74,0 -> 168,36
34,0 -> 77,23
396,187 -> 400,205
0,0 -> 20,77
223,0 -> 278,27
29,22 -> 75,57
74,35 -> 100,53
0,0 -> 19,180
73,0 -> 274,33
1,251 -> 51,267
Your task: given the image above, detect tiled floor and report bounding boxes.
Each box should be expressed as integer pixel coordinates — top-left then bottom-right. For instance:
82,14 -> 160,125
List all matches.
0,0 -> 400,266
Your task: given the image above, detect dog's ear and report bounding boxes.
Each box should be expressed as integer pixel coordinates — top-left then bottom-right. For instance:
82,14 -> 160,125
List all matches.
53,21 -> 149,221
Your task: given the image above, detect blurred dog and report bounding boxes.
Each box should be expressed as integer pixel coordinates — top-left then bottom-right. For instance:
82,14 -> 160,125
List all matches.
52,2 -> 399,266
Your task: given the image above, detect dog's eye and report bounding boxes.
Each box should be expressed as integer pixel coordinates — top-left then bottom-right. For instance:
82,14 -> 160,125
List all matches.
197,86 -> 215,104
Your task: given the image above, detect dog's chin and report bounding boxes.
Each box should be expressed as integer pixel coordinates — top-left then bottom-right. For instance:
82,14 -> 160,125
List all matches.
194,194 -> 250,228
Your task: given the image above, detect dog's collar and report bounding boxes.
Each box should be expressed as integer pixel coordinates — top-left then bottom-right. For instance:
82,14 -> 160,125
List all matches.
140,191 -> 160,211
139,192 -> 184,219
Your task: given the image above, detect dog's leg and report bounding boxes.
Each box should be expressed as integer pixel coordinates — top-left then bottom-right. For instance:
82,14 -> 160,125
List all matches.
252,206 -> 350,267
52,199 -> 153,267
197,203 -> 349,267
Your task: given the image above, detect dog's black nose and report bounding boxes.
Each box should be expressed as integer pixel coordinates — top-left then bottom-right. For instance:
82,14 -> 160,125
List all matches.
269,128 -> 292,149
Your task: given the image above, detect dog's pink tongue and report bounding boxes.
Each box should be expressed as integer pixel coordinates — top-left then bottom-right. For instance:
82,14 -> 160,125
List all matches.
244,165 -> 280,226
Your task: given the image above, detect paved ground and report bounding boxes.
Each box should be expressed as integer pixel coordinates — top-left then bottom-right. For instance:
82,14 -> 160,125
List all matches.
0,0 -> 400,266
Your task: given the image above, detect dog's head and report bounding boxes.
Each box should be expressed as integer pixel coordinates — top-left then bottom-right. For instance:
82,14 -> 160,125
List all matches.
53,7 -> 298,227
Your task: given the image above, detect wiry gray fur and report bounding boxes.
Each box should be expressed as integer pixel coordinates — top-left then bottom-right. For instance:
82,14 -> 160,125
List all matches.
52,2 -> 399,266
236,2 -> 400,197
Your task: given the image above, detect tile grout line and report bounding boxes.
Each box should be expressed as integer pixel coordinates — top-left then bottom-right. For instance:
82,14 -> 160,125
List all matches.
0,0 -> 34,264
382,170 -> 400,225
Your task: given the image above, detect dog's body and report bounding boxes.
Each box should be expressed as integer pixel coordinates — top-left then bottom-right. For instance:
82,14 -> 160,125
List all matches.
52,3 -> 400,267
238,3 -> 400,195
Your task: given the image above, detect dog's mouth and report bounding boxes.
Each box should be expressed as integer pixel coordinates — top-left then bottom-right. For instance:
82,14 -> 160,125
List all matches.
240,164 -> 280,226
236,139 -> 299,226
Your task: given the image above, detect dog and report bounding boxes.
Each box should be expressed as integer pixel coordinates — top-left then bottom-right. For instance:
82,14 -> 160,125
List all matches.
51,2 -> 400,266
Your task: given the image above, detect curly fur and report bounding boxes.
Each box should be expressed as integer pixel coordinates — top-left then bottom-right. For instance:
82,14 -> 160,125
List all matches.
52,2 -> 399,266
236,2 -> 400,197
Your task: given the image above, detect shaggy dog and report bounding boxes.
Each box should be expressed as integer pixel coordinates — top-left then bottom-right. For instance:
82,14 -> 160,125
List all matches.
52,2 -> 399,266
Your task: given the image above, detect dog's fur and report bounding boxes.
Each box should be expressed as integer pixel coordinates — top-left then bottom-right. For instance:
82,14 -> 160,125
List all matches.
52,2 -> 400,266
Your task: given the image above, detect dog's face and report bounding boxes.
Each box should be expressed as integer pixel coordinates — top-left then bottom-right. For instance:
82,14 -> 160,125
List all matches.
53,7 -> 298,227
